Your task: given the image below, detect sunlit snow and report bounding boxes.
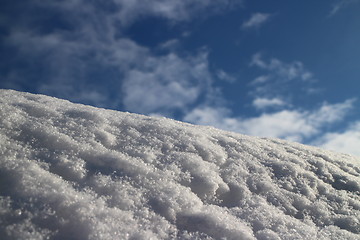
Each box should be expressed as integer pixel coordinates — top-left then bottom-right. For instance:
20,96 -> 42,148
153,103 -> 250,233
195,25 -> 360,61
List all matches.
0,89 -> 359,239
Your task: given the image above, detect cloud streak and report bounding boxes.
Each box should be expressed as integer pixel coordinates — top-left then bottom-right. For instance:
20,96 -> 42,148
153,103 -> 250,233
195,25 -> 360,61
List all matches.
249,53 -> 317,101
242,13 -> 272,29
34,0 -> 242,26
1,0 -> 241,109
314,121 -> 360,156
250,53 -> 313,81
184,54 -> 355,145
329,0 -> 359,16
184,99 -> 355,142
122,52 -> 212,115
252,97 -> 287,110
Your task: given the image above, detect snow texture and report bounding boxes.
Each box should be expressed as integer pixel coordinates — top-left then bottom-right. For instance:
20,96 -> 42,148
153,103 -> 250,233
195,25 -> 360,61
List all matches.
0,89 -> 359,240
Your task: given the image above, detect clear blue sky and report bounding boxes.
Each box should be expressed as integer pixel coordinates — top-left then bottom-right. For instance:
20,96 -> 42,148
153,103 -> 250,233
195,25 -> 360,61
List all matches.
1,0 -> 360,155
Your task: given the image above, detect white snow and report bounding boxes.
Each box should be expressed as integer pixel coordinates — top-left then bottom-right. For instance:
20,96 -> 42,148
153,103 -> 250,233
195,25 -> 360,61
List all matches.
0,89 -> 359,240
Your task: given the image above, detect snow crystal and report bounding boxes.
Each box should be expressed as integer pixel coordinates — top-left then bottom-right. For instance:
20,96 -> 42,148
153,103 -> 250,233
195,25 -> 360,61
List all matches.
0,89 -> 359,239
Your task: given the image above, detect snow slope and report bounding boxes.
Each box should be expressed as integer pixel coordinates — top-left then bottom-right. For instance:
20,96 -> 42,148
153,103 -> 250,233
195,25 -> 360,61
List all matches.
0,89 -> 359,240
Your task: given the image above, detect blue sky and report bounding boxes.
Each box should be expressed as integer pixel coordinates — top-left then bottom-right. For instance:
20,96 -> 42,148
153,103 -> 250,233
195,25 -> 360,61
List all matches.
1,0 -> 360,155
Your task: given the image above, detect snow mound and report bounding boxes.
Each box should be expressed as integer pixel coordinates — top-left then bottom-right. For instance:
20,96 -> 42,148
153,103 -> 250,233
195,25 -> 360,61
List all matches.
0,89 -> 359,240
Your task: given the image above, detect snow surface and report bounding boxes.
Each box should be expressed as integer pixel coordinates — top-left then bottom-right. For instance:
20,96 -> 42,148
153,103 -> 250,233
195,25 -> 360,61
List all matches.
0,89 -> 359,240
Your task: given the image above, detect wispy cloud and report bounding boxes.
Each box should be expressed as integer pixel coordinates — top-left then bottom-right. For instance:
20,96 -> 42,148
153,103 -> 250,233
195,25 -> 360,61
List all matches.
216,70 -> 237,83
37,0 -> 243,26
249,53 -> 316,100
329,0 -> 359,16
241,13 -> 272,29
184,99 -> 355,142
122,52 -> 212,116
184,52 -> 355,145
250,53 -> 313,81
252,97 -> 287,110
1,0 -> 241,108
314,121 -> 360,156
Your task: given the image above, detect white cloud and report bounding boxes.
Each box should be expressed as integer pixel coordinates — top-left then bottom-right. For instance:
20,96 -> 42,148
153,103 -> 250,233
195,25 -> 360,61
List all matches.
250,75 -> 270,85
6,28 -> 150,107
308,98 -> 356,124
158,39 -> 181,51
250,53 -> 313,81
184,99 -> 355,142
252,97 -> 287,110
217,70 -> 236,83
242,13 -> 272,29
122,52 -> 212,115
249,53 -> 317,101
329,0 -> 359,16
314,122 -> 360,156
44,0 -> 243,26
3,0 -> 243,110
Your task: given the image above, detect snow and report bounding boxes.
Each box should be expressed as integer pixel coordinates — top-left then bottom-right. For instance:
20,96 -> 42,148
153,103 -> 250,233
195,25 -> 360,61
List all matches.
0,89 -> 359,240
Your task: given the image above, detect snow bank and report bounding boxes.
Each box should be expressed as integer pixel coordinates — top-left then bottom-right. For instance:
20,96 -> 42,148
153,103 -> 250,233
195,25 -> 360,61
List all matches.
0,89 -> 359,240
